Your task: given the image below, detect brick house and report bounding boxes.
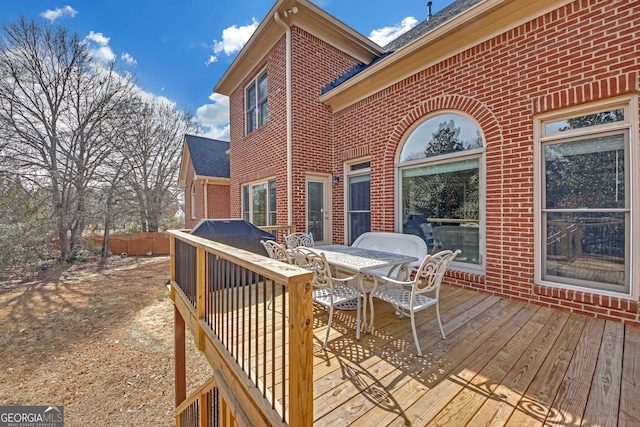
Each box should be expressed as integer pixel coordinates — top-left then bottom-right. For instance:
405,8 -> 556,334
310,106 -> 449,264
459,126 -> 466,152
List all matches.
178,134 -> 230,228
213,0 -> 640,323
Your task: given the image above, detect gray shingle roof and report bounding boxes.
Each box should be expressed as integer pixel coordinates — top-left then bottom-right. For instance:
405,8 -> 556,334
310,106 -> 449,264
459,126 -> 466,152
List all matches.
322,0 -> 483,94
185,134 -> 230,178
383,0 -> 484,52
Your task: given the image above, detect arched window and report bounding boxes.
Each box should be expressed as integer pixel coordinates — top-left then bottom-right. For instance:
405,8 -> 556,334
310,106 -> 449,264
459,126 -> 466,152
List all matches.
398,113 -> 485,270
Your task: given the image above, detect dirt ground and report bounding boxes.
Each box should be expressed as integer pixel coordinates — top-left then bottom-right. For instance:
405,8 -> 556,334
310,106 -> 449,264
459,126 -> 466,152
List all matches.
0,256 -> 211,427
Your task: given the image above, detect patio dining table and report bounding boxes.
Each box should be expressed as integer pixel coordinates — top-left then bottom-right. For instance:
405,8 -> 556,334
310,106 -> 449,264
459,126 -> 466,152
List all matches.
310,245 -> 418,333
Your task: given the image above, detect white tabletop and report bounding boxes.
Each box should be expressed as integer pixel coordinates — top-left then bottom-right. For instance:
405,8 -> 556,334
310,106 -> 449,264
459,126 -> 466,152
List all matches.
312,245 -> 417,273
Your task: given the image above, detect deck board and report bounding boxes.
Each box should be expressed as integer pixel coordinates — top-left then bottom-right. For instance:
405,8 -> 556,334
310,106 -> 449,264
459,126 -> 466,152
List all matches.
582,320 -> 624,427
194,282 -> 640,426
309,285 -> 640,426
619,325 -> 640,426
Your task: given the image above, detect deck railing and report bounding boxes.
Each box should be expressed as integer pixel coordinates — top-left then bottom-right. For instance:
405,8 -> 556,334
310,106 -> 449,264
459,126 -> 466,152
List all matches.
170,230 -> 314,426
260,225 -> 297,245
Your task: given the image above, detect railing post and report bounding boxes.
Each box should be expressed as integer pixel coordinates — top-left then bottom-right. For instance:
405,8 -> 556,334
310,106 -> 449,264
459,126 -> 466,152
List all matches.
287,277 -> 314,426
196,246 -> 206,351
199,393 -> 210,427
174,304 -> 187,407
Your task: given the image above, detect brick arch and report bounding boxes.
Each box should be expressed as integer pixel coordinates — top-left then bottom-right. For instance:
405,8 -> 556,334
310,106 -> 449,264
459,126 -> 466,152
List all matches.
383,94 -> 506,287
387,94 -> 502,158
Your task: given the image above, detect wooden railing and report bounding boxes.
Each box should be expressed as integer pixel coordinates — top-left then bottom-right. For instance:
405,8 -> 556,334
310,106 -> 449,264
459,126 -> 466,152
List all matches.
169,230 -> 314,426
260,225 -> 297,245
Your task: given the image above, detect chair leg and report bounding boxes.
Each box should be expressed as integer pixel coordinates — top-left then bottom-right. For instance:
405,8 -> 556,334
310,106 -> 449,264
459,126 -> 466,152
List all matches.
323,305 -> 334,350
355,297 -> 361,340
367,293 -> 375,332
410,314 -> 423,357
436,301 -> 446,339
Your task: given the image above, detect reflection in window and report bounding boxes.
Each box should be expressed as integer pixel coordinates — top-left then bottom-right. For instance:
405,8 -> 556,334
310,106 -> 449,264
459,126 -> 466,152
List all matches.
542,130 -> 629,292
246,70 -> 268,134
399,113 -> 483,266
348,162 -> 370,245
544,108 -> 624,135
401,114 -> 482,162
242,179 -> 277,226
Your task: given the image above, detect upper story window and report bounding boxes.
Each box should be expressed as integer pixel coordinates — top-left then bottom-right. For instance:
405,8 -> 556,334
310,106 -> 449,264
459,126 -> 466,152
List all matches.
535,97 -> 635,294
398,113 -> 485,271
246,70 -> 268,134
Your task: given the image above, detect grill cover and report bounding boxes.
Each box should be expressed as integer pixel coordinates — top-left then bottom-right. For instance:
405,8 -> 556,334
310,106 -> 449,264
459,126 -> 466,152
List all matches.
190,219 -> 275,256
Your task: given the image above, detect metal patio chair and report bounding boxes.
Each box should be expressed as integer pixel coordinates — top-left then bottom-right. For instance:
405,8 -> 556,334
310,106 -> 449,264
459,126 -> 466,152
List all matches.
371,249 -> 460,357
260,239 -> 292,311
284,232 -> 315,249
291,247 -> 362,350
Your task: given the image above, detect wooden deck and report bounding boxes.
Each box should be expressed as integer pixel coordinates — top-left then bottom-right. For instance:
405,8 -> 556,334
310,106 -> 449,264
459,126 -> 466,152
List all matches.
309,284 -> 640,426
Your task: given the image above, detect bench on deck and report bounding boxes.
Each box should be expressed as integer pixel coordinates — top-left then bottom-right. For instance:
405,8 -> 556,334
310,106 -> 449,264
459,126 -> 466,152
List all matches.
351,231 -> 429,280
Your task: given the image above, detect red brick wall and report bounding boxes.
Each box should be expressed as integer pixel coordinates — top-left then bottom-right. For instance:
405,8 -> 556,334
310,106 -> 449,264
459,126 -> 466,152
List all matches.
183,160 -> 205,229
229,37 -> 287,219
327,0 -> 640,323
207,184 -> 230,219
228,27 -> 361,233
183,160 -> 230,227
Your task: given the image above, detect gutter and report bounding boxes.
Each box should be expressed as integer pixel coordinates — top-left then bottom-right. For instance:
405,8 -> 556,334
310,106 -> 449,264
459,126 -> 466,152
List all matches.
274,10 -> 294,225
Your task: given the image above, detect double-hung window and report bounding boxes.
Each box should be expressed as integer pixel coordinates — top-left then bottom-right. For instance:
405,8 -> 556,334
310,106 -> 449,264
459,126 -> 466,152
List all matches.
242,179 -> 277,227
398,113 -> 485,271
536,97 -> 635,294
347,161 -> 371,245
246,70 -> 268,134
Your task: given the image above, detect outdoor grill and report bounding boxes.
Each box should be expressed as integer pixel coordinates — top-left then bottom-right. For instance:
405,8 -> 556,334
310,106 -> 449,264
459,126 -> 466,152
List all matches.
190,219 -> 275,257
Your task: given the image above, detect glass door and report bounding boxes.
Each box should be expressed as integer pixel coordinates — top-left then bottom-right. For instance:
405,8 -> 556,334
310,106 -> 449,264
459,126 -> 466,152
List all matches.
306,176 -> 331,244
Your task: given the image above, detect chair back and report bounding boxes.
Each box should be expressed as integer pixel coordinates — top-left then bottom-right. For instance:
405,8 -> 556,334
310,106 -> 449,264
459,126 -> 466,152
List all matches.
290,247 -> 332,290
284,232 -> 315,249
413,249 -> 461,294
260,240 -> 291,263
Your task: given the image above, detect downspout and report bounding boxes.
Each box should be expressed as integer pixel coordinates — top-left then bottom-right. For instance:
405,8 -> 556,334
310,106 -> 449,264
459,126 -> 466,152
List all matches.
274,11 -> 294,226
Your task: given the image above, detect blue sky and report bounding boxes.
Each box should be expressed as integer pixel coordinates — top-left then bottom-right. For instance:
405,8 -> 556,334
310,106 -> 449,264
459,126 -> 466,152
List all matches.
0,1 -> 454,141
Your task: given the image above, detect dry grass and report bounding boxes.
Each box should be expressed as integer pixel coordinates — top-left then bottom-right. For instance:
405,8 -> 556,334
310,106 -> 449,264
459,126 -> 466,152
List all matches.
0,256 -> 210,427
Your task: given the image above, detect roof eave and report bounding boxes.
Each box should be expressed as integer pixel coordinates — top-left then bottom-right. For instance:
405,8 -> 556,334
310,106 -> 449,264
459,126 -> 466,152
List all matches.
320,0 -> 574,112
214,0 -> 384,96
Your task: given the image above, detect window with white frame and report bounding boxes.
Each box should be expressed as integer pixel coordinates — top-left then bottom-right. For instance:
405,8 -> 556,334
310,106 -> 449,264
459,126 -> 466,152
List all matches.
398,113 -> 484,270
245,70 -> 268,134
190,183 -> 196,220
536,98 -> 634,294
242,179 -> 277,227
347,161 -> 370,245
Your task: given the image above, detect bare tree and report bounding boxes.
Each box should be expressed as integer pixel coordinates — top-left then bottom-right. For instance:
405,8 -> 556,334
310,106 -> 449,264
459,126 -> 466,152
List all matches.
121,100 -> 194,232
0,17 -> 135,260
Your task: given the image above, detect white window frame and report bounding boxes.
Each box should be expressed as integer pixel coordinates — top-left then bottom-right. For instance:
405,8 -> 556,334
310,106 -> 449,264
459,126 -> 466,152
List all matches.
344,158 -> 371,245
245,69 -> 268,135
395,111 -> 486,275
190,182 -> 196,220
533,94 -> 638,297
241,178 -> 277,227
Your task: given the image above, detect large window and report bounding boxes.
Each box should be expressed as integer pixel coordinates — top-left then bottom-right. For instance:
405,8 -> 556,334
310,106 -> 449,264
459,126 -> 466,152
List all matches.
398,113 -> 484,269
347,161 -> 370,245
246,70 -> 268,134
537,100 -> 633,294
242,179 -> 277,227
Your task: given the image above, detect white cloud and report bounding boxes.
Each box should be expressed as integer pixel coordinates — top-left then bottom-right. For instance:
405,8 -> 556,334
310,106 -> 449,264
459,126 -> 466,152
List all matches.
206,18 -> 259,66
121,52 -> 137,65
40,5 -> 78,22
196,93 -> 230,141
369,16 -> 419,46
84,31 -> 115,62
